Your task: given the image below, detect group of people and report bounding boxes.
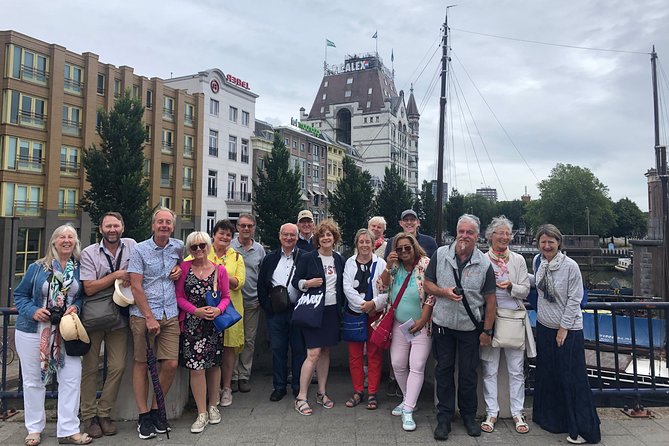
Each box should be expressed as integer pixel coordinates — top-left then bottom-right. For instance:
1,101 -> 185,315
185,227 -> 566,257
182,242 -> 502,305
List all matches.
12,206 -> 601,445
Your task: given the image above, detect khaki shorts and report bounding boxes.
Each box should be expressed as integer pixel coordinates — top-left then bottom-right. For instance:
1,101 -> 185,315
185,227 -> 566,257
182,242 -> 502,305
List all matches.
129,315 -> 180,362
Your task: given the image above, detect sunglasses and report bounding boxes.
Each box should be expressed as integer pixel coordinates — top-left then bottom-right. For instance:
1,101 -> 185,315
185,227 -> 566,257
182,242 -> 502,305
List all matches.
189,243 -> 208,252
395,245 -> 413,253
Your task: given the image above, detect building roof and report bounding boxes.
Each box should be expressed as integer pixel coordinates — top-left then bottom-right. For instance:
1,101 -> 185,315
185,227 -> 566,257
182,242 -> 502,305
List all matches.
406,89 -> 419,117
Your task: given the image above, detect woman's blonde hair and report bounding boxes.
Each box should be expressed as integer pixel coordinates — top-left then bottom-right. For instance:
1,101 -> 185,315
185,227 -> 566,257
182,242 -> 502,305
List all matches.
185,231 -> 213,254
37,223 -> 81,269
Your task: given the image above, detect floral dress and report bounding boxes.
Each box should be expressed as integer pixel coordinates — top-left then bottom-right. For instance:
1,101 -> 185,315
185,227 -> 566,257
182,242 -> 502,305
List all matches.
181,269 -> 224,370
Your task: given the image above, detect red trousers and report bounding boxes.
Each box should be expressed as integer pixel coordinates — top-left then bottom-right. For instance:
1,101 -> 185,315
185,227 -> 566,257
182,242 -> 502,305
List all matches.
347,317 -> 383,394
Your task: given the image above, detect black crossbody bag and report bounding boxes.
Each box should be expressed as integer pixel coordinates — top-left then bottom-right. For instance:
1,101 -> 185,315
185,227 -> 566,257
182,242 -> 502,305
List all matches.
269,250 -> 300,313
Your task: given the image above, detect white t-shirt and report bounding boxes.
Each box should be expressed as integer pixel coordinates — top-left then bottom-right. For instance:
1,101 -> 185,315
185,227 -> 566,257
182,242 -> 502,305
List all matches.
320,254 -> 337,306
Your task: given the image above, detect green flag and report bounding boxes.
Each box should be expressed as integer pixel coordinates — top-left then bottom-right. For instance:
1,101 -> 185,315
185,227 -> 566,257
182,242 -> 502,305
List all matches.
326,39 -> 336,48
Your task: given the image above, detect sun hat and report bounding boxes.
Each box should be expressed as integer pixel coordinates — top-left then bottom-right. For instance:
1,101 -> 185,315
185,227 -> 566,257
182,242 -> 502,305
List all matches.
113,278 -> 135,307
59,313 -> 90,343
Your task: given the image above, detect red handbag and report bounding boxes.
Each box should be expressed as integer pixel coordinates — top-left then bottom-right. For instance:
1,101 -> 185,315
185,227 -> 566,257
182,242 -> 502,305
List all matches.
369,260 -> 416,350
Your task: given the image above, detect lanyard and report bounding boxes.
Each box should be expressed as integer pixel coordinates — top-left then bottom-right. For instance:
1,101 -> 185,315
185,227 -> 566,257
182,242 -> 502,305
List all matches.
103,243 -> 124,273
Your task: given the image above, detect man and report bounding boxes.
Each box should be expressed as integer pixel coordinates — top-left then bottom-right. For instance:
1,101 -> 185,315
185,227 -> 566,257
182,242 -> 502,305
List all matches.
423,214 -> 497,441
230,214 -> 266,393
296,210 -> 315,252
257,223 -> 306,401
79,212 -> 137,438
128,208 -> 183,440
384,209 -> 438,259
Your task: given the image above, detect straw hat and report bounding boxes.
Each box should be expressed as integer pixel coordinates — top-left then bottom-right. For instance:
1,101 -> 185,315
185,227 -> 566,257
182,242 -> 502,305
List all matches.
113,279 -> 135,307
59,313 -> 90,343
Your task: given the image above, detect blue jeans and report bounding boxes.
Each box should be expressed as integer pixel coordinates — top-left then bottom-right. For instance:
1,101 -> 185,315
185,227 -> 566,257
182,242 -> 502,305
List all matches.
266,310 -> 306,393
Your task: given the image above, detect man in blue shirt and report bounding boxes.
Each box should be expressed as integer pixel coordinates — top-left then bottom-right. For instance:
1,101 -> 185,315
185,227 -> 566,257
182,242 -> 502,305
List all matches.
384,209 -> 438,259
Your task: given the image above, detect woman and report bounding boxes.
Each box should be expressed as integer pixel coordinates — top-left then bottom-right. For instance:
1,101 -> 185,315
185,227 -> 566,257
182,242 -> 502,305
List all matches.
532,224 -> 601,444
480,216 -> 531,434
367,216 -> 387,257
292,219 -> 345,415
209,220 -> 246,407
342,229 -> 388,410
379,232 -> 434,432
13,224 -> 92,445
176,231 -> 231,433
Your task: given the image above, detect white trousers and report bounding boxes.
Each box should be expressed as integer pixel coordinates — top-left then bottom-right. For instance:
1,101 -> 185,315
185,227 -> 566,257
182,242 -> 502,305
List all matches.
15,330 -> 82,437
480,345 -> 526,417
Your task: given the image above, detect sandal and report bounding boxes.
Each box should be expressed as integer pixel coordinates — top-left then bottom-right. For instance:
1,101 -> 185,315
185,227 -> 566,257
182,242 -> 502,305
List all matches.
294,398 -> 312,416
345,391 -> 364,408
480,414 -> 497,433
366,394 -> 378,410
25,433 -> 41,446
316,392 -> 334,409
57,433 -> 92,445
514,414 -> 529,434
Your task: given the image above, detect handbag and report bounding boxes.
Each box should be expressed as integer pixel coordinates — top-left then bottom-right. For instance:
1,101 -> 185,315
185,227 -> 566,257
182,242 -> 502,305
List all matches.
491,307 -> 526,350
81,286 -> 119,331
269,251 -> 300,313
369,259 -> 415,350
206,265 -> 242,332
342,262 -> 377,342
292,255 -> 326,329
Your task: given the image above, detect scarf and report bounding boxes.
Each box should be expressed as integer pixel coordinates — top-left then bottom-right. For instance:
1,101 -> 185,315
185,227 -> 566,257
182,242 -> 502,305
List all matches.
39,257 -> 75,384
487,248 -> 509,276
536,252 -> 565,304
374,237 -> 384,250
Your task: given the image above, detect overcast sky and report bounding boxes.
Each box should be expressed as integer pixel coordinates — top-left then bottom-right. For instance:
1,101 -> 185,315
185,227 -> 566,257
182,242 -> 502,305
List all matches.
3,0 -> 668,211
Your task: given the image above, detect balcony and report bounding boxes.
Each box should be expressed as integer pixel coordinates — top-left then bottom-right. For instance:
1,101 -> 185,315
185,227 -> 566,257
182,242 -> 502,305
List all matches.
226,191 -> 252,203
64,78 -> 84,95
184,146 -> 194,158
19,64 -> 48,85
181,211 -> 193,221
161,141 -> 174,154
14,200 -> 43,217
15,155 -> 44,173
19,111 -> 46,129
160,176 -> 173,188
60,160 -> 80,176
184,114 -> 194,127
62,119 -> 82,137
228,151 -> 237,161
183,178 -> 193,189
58,204 -> 79,217
240,154 -> 249,163
162,107 -> 174,121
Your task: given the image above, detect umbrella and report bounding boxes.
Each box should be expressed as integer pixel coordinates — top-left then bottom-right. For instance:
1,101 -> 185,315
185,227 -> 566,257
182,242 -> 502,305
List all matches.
145,333 -> 169,439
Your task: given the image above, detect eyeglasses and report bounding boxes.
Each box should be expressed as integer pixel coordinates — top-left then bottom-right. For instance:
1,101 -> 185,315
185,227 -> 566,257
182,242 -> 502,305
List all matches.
238,223 -> 255,229
189,243 -> 208,252
395,245 -> 413,253
493,231 -> 512,238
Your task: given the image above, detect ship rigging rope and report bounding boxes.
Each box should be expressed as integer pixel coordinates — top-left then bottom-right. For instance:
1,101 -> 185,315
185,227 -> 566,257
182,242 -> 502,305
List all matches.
451,70 -> 484,193
451,28 -> 650,55
658,59 -> 669,145
401,32 -> 442,94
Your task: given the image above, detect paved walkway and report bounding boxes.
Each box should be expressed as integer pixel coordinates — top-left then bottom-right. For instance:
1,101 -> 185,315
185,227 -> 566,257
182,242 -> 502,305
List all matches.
1,368 -> 668,445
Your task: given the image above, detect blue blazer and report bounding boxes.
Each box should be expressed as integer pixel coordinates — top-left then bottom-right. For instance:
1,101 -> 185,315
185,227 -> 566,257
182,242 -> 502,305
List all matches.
14,261 -> 83,334
291,250 -> 346,314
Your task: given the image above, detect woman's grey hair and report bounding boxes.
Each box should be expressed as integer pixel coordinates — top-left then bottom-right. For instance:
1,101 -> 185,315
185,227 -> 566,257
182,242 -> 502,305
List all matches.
368,216 -> 387,231
535,224 -> 563,250
38,223 -> 81,268
485,215 -> 514,240
185,231 -> 212,254
457,214 -> 480,234
354,228 -> 375,247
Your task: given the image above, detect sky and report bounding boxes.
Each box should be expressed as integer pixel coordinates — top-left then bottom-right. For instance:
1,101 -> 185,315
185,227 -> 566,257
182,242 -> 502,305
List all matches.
2,0 -> 669,211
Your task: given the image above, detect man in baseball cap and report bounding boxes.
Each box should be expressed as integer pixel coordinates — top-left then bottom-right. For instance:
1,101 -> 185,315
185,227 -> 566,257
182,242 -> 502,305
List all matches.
296,210 -> 315,252
384,209 -> 438,259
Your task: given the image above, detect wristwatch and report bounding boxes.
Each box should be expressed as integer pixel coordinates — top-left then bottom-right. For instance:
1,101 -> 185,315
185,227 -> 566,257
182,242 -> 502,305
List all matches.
483,328 -> 494,337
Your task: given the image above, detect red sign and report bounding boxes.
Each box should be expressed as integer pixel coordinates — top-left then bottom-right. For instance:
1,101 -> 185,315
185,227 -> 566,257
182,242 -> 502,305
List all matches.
210,79 -> 220,94
226,74 -> 250,90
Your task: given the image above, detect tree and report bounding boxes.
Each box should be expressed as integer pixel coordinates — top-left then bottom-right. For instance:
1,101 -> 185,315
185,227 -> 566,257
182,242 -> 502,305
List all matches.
612,197 -> 647,244
373,165 -> 414,237
495,200 -> 527,231
253,133 -> 303,249
444,188 -> 464,236
328,156 -> 374,250
534,163 -> 615,236
414,180 -> 436,238
80,91 -> 151,240
463,193 -> 496,233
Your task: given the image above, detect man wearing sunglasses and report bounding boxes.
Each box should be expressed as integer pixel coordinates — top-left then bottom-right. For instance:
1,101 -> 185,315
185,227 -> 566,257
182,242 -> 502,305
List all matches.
384,209 -> 438,260
230,214 -> 266,393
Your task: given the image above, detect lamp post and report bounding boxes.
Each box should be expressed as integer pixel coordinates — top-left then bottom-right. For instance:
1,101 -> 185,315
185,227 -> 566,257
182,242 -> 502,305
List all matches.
586,206 -> 590,235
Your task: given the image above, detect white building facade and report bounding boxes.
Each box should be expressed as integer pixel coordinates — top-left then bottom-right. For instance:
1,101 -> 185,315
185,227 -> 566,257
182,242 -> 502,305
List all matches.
166,69 -> 257,232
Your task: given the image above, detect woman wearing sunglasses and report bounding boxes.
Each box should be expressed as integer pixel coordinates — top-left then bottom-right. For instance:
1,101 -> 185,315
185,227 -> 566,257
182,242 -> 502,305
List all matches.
176,231 -> 231,433
378,232 -> 434,432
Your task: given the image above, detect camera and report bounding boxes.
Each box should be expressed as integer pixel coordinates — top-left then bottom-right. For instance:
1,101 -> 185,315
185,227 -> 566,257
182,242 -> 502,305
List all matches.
49,306 -> 65,325
454,287 -> 464,296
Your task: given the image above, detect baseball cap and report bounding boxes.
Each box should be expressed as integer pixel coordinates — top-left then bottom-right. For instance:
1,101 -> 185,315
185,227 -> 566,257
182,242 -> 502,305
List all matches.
297,210 -> 314,222
400,209 -> 418,220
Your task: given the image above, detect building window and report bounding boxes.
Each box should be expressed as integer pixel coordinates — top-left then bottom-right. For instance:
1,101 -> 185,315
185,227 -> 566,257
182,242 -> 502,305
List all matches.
210,99 -> 219,116
320,106 -> 324,113
14,227 -> 42,279
143,159 -> 150,177
366,101 -> 371,109
163,97 -> 175,121
62,105 -> 82,136
368,88 -> 373,94
97,73 -> 106,95
241,111 -> 250,126
307,162 -> 311,177
183,166 -> 193,189
145,124 -> 152,143
344,90 -> 352,98
182,198 -> 193,220
346,77 -> 353,84
240,139 -> 249,163
2,136 -> 44,172
184,135 -> 194,158
60,146 -> 79,176
363,117 -> 367,123
6,44 -> 49,85
313,165 -> 319,179
184,103 -> 195,126
322,94 -> 327,100
206,211 -> 217,234
284,138 -> 289,146
240,175 -> 249,201
229,106 -> 238,123
227,173 -> 236,200
160,163 -> 173,187
209,130 -> 219,156
2,183 -> 42,217
228,136 -> 237,161
323,81 -> 328,87
312,144 -> 319,161
160,196 -> 171,209
58,188 -> 78,216
113,79 -> 121,98
3,90 -> 47,129
161,129 -> 174,154
293,140 -> 298,149
132,85 -> 140,99
300,143 -> 305,152
207,170 -> 218,196
146,90 -> 153,109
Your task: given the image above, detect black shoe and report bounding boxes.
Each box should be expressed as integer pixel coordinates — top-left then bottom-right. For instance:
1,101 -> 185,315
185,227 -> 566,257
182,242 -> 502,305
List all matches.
238,379 -> 251,393
270,389 -> 287,402
433,423 -> 450,441
150,409 -> 171,434
231,380 -> 239,393
137,413 -> 156,440
463,417 -> 481,437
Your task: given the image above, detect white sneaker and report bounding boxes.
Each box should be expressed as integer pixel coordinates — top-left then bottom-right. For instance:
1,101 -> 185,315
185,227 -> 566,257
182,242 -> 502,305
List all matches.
567,435 -> 586,444
392,402 -> 404,416
401,410 -> 416,431
190,413 -> 208,433
208,405 -> 221,424
220,387 -> 233,407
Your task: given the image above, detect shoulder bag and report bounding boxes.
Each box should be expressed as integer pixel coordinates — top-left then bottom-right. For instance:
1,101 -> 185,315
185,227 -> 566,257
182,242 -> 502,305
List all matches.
491,304 -> 527,350
292,255 -> 326,329
207,265 -> 242,332
369,259 -> 416,350
342,261 -> 377,342
269,251 -> 300,313
81,245 -> 124,331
